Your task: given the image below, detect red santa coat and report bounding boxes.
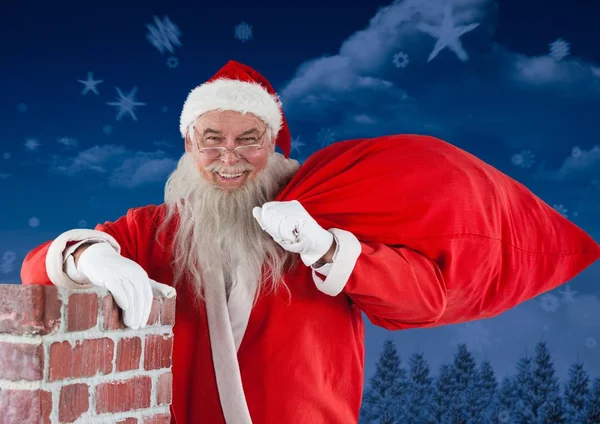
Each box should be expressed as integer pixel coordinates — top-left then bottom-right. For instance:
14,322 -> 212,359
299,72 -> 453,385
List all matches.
21,204 -> 447,424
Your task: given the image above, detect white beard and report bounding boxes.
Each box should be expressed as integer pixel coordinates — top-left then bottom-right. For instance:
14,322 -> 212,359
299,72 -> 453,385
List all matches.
160,152 -> 301,306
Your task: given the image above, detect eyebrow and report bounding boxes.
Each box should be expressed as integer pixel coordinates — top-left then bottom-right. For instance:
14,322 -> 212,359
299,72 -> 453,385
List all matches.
202,128 -> 260,137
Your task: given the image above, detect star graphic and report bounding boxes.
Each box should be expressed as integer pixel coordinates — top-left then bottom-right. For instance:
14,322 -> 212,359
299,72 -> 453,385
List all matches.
24,138 -> 40,151
416,2 -> 480,62
559,285 -> 578,304
77,72 -> 103,95
106,87 -> 147,121
291,136 -> 305,154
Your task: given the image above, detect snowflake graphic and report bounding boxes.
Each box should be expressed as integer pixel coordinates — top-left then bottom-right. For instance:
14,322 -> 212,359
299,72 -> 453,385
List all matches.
0,251 -> 16,274
455,322 -> 491,353
559,285 -> 577,304
540,293 -> 560,313
3,152 -> 10,160
416,2 -> 480,62
28,217 -> 40,228
571,146 -> 583,158
57,137 -> 78,148
166,56 -> 179,69
553,204 -> 568,218
234,22 -> 253,43
106,87 -> 147,121
78,220 -> 87,227
510,149 -> 535,168
24,138 -> 40,151
497,410 -> 511,423
17,103 -> 27,113
102,124 -> 113,135
146,16 -> 182,54
549,38 -> 570,61
77,72 -> 103,95
586,337 -> 597,349
162,106 -> 169,113
392,51 -> 409,68
317,128 -> 336,148
291,136 -> 306,154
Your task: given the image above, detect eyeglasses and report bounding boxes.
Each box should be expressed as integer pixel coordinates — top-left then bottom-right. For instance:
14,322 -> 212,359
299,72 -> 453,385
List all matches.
198,144 -> 264,160
193,128 -> 267,160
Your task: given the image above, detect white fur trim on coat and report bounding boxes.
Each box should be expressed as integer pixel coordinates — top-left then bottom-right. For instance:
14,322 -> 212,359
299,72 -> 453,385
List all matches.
179,78 -> 283,139
312,228 -> 362,296
45,229 -> 121,289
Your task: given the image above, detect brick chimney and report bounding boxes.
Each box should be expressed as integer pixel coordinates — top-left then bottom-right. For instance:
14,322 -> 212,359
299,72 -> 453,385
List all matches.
0,284 -> 175,424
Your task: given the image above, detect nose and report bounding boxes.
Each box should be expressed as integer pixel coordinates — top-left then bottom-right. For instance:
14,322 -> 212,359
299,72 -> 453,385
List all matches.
220,150 -> 240,166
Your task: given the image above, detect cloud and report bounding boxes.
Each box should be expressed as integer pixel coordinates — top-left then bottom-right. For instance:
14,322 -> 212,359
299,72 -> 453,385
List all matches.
109,152 -> 177,188
278,0 -> 600,152
534,145 -> 600,182
511,54 -> 600,100
50,145 -> 177,188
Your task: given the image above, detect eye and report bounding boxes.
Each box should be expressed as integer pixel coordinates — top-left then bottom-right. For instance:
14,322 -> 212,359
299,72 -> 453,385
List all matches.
203,136 -> 223,144
239,137 -> 257,144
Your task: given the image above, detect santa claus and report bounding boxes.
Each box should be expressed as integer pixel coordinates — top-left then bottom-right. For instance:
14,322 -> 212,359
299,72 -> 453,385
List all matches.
21,60 -> 446,423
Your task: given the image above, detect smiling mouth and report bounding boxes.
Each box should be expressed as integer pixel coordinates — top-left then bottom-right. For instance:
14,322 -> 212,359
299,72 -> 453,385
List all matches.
214,171 -> 249,183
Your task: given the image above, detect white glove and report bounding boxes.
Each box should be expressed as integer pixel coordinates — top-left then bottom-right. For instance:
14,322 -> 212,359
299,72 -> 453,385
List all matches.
76,243 -> 176,329
252,200 -> 334,267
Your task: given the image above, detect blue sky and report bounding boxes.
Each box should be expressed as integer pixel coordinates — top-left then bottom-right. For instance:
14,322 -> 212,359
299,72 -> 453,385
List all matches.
1,0 -> 599,384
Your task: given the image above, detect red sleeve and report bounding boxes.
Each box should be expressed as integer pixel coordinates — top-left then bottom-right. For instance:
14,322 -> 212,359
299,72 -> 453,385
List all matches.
344,242 -> 447,331
20,241 -> 54,286
20,209 -> 142,287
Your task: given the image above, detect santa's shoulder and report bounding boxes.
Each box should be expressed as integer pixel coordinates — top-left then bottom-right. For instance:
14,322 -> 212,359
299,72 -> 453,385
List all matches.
124,203 -> 169,227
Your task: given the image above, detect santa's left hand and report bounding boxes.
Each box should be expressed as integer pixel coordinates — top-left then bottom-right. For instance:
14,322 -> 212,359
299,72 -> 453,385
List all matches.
253,200 -> 334,267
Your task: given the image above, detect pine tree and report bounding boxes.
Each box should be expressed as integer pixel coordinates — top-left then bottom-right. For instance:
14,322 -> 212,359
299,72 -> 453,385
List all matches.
532,342 -> 564,423
585,377 -> 600,424
490,376 -> 518,424
543,397 -> 567,424
405,352 -> 435,424
434,364 -> 455,424
359,340 -> 408,424
477,360 -> 498,423
448,344 -> 481,423
513,355 -> 536,424
564,361 -> 590,423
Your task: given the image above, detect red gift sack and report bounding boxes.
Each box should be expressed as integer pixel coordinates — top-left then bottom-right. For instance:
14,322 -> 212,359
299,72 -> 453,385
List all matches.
276,134 -> 600,326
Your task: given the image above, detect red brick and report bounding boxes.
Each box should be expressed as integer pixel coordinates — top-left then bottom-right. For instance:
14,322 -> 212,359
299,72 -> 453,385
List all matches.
117,419 -> 138,424
116,337 -> 142,372
102,295 -> 126,330
59,383 -> 89,422
95,376 -> 152,413
0,342 -> 43,381
147,298 -> 160,326
0,285 -> 61,335
49,338 -> 114,381
67,292 -> 99,331
161,297 -> 176,325
144,334 -> 173,370
0,388 -> 52,423
143,414 -> 171,424
157,372 -> 172,405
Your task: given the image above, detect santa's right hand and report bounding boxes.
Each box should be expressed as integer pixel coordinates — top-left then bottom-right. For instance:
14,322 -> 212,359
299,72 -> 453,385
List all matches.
76,243 -> 154,330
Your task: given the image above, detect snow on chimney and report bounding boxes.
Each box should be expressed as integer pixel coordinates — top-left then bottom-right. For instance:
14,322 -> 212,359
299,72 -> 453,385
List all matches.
0,284 -> 175,423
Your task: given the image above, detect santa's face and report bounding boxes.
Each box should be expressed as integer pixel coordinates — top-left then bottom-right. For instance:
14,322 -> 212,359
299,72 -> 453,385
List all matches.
185,110 -> 275,191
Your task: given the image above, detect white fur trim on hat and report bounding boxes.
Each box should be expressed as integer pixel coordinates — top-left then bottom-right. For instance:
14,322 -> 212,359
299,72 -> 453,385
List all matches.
179,78 -> 283,139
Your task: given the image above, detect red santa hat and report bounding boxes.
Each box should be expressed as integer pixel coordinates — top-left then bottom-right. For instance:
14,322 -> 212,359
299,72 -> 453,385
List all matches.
179,60 -> 291,158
